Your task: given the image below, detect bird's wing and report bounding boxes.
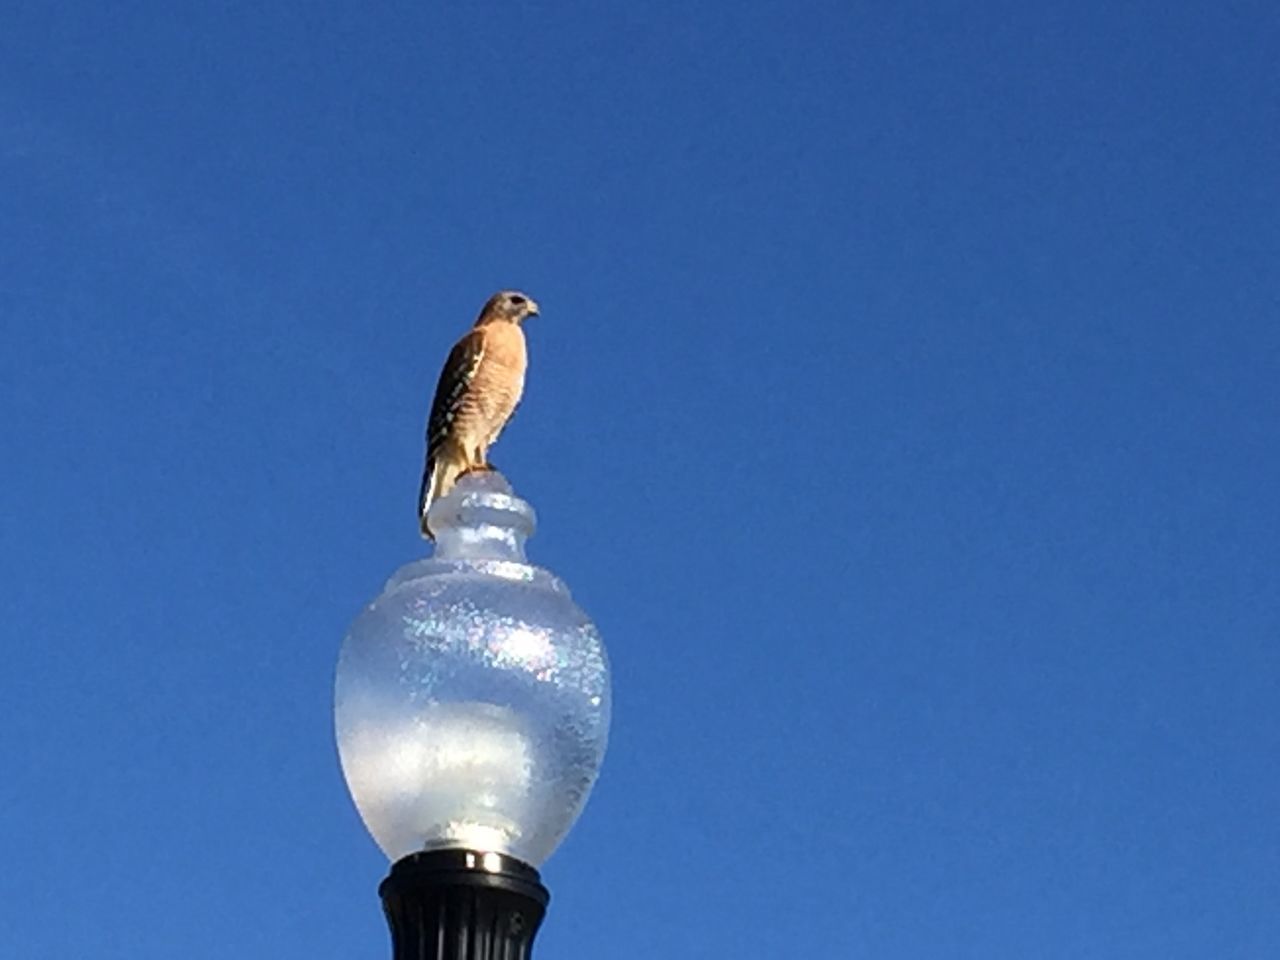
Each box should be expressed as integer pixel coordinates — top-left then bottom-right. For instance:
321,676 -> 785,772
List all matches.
419,329 -> 487,515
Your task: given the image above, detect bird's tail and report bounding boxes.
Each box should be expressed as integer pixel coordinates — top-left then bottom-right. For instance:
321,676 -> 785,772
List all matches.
418,457 -> 464,540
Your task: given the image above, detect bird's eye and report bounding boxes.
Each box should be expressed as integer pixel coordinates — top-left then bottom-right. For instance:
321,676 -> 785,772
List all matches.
508,295 -> 526,306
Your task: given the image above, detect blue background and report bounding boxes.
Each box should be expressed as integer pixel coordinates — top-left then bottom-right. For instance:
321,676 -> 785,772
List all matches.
2,3 -> 1277,957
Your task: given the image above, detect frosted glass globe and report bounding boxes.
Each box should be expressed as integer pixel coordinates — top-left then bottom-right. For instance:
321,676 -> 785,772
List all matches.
335,472 -> 611,867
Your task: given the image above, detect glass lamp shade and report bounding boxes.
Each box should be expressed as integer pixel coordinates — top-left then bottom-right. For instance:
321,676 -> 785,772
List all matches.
335,472 -> 611,868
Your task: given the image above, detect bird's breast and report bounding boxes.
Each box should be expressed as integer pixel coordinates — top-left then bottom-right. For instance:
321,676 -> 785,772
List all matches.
472,324 -> 526,424
484,323 -> 527,372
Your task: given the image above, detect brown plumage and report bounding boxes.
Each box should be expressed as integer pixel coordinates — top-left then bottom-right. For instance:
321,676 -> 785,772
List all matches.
418,290 -> 538,538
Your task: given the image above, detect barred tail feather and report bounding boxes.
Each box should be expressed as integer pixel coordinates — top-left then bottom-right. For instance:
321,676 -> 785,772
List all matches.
419,457 -> 463,539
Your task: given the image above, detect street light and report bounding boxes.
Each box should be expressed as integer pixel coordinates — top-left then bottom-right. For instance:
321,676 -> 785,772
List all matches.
335,471 -> 611,959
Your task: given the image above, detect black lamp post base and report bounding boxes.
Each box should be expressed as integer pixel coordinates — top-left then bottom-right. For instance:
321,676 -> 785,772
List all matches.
379,850 -> 550,960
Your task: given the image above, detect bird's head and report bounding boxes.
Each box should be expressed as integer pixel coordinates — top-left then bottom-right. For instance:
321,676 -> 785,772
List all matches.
476,290 -> 539,326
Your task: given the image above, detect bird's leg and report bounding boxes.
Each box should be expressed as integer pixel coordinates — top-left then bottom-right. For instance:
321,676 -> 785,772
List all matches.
458,447 -> 494,479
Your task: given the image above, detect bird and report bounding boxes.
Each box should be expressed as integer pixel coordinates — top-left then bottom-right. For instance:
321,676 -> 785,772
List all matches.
417,290 -> 539,539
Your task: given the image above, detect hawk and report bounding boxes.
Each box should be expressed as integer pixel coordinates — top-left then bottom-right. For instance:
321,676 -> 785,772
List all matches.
418,290 -> 539,539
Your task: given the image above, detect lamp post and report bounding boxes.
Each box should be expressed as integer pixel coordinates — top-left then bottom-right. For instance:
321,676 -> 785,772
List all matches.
335,471 -> 611,960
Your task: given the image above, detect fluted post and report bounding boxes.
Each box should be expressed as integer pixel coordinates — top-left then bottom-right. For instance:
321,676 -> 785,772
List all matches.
380,850 -> 549,960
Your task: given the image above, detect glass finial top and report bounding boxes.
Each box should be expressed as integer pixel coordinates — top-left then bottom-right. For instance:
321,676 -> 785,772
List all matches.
426,470 -> 537,563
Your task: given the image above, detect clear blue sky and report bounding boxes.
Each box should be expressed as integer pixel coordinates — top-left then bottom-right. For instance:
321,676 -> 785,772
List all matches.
1,2 -> 1277,957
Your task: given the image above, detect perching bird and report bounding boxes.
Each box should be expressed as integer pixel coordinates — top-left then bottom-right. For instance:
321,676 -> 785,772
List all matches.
417,290 -> 539,539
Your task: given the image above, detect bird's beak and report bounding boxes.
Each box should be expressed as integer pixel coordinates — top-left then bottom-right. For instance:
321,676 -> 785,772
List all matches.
526,299 -> 540,317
